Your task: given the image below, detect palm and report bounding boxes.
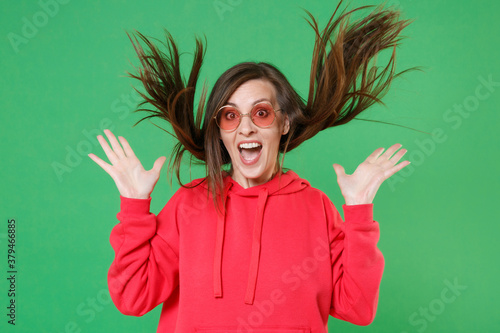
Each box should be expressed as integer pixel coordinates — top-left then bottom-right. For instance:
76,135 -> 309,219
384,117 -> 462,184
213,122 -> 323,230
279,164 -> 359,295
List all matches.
88,129 -> 166,199
333,144 -> 410,205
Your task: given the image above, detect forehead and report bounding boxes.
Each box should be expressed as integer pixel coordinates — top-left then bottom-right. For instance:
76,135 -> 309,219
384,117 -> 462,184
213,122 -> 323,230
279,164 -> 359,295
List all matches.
227,79 -> 277,106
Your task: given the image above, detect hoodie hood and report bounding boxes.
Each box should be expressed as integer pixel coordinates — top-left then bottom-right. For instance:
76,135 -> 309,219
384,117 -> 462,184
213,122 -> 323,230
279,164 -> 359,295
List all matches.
202,170 -> 309,305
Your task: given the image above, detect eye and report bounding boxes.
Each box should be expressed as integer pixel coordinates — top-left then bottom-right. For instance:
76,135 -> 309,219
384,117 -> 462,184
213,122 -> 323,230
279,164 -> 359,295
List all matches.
254,108 -> 270,118
223,109 -> 238,120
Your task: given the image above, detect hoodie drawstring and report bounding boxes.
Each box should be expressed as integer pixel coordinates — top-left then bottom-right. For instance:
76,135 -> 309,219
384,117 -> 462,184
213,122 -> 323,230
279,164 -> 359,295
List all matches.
213,210 -> 225,298
213,185 -> 270,305
213,182 -> 232,298
244,188 -> 269,305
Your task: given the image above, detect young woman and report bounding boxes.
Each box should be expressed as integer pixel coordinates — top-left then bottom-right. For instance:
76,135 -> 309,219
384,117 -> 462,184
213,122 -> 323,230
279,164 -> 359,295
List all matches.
89,1 -> 413,331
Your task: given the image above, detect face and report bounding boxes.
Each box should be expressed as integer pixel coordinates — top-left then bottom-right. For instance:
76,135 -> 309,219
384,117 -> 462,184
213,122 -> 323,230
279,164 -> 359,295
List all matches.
219,79 -> 290,188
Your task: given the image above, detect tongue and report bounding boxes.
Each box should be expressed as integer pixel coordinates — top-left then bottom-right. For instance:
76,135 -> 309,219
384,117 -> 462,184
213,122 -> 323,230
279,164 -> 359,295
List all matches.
241,147 -> 261,160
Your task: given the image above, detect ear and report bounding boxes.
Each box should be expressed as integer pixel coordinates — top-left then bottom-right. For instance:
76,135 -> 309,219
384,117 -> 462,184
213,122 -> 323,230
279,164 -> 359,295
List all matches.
282,113 -> 290,135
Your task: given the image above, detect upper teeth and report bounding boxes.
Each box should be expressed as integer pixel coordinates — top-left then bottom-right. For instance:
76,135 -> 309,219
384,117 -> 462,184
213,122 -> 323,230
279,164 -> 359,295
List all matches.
239,142 -> 261,149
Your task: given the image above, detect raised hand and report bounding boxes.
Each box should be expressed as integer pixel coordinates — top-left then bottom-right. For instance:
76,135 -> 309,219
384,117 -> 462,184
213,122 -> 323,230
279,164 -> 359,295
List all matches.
88,129 -> 167,199
332,143 -> 410,205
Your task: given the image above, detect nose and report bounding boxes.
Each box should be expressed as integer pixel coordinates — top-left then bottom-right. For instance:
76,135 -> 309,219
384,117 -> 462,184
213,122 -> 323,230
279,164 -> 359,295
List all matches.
238,113 -> 257,135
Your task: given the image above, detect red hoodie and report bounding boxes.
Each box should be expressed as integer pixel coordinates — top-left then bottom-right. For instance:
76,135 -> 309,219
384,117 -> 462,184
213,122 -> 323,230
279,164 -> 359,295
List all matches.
108,170 -> 384,332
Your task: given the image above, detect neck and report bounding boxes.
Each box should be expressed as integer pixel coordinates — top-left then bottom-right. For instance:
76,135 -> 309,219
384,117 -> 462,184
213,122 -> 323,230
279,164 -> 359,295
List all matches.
229,163 -> 280,189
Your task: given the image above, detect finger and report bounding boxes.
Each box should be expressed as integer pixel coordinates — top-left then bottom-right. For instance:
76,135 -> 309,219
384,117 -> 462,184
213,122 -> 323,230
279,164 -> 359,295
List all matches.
378,143 -> 403,161
332,163 -> 346,177
88,153 -> 115,176
384,160 -> 411,179
118,136 -> 137,158
388,148 -> 408,164
152,156 -> 167,173
366,147 -> 385,163
103,129 -> 126,159
96,134 -> 120,165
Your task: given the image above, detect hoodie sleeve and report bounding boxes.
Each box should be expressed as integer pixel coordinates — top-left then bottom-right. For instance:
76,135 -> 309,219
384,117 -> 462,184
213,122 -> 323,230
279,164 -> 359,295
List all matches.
107,195 -> 180,316
325,195 -> 385,326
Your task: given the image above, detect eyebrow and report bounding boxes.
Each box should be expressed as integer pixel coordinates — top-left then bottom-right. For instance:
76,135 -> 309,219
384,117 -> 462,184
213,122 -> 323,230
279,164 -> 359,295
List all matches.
226,98 -> 272,107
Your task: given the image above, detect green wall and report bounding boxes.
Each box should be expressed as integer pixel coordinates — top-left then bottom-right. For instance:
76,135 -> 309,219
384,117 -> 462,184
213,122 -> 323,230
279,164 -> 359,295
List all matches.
1,0 -> 499,332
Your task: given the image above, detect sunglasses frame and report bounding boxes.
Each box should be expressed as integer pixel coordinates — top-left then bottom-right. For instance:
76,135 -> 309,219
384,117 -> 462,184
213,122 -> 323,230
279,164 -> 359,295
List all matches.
213,101 -> 283,132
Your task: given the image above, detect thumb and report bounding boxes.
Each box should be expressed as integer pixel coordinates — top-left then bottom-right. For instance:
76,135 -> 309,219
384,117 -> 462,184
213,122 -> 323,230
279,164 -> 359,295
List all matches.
152,156 -> 167,174
332,163 -> 345,178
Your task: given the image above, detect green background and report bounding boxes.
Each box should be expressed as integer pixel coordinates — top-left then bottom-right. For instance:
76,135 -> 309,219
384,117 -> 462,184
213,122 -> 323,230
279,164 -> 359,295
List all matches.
1,0 -> 499,332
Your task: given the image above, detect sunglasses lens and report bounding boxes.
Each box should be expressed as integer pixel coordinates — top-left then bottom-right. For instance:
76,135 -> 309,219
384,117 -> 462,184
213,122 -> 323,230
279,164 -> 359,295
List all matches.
217,107 -> 240,130
216,103 -> 277,130
251,103 -> 275,127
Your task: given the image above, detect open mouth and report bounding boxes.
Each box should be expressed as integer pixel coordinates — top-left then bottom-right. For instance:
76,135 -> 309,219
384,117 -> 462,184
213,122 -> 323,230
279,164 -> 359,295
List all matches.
238,142 -> 262,164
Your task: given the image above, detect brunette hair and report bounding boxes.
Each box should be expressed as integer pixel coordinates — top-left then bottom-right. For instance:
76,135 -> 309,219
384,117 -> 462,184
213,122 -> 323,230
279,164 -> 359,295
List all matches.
125,1 -> 419,210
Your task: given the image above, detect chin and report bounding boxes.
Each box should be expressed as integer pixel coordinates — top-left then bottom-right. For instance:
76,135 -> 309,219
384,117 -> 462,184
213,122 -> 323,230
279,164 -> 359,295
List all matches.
238,166 -> 268,181
232,152 -> 275,185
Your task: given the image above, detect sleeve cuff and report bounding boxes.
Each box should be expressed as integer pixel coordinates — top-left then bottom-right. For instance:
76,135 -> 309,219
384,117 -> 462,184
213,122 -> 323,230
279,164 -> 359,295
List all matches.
119,195 -> 152,215
342,203 -> 373,224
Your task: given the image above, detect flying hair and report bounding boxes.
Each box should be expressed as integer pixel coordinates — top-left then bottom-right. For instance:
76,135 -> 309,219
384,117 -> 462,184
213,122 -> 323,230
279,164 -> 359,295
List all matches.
123,0 -> 421,211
